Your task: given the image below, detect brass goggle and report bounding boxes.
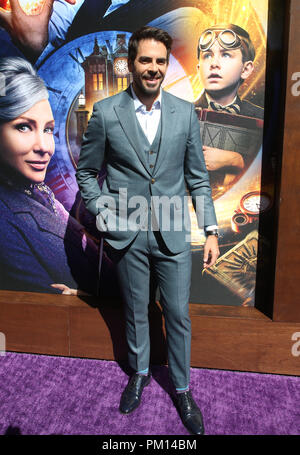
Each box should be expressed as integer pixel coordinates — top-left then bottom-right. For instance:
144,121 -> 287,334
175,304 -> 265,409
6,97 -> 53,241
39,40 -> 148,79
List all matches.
198,29 -> 242,52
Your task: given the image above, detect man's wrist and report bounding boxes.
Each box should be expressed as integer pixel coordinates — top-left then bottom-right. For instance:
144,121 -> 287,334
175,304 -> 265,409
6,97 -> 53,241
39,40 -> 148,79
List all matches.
205,226 -> 219,238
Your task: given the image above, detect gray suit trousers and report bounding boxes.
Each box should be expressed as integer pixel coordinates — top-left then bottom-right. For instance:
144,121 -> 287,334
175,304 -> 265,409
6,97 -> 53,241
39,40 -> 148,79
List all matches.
109,227 -> 192,389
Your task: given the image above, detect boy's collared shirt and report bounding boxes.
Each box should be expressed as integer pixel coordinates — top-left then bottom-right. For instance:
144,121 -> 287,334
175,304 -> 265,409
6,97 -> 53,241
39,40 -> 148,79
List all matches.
205,93 -> 241,114
195,90 -> 264,119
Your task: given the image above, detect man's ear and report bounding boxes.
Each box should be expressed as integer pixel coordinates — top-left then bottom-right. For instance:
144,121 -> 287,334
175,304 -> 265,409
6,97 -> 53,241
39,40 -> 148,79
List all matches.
240,60 -> 254,81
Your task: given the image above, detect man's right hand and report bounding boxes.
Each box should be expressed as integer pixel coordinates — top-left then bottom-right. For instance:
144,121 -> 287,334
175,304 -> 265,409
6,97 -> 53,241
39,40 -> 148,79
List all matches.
0,0 -> 76,62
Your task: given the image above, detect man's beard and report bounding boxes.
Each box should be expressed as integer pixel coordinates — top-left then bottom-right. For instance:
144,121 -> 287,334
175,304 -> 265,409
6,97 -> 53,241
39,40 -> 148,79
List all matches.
135,75 -> 163,98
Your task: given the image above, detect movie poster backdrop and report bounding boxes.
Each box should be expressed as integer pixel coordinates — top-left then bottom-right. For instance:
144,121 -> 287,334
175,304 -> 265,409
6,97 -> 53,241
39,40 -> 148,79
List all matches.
0,0 -> 270,306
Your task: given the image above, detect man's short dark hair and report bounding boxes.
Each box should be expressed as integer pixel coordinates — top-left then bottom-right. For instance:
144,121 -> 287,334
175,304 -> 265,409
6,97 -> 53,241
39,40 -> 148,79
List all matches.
128,26 -> 173,63
197,24 -> 256,63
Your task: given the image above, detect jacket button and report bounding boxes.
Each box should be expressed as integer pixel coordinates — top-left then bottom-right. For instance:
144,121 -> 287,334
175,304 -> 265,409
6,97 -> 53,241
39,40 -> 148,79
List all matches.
151,178 -> 155,184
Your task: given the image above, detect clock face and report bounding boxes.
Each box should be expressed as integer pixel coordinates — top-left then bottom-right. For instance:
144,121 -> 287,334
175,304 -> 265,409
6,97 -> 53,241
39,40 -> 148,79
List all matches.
114,58 -> 128,75
240,192 -> 271,215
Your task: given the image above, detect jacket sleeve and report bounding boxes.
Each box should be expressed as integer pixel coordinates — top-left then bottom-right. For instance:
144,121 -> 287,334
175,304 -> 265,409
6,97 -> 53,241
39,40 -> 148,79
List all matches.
76,102 -> 107,216
184,103 -> 218,229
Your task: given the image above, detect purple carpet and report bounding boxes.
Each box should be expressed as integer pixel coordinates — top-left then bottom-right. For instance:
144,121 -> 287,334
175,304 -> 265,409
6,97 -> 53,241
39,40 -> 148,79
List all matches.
0,352 -> 299,435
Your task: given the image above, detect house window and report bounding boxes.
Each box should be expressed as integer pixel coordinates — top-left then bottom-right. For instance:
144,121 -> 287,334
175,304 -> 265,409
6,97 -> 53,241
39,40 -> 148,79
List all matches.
93,73 -> 103,91
117,77 -> 128,92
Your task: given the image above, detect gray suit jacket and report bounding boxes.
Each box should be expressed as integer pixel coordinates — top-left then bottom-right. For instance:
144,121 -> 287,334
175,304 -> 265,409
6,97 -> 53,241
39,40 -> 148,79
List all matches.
76,87 -> 217,253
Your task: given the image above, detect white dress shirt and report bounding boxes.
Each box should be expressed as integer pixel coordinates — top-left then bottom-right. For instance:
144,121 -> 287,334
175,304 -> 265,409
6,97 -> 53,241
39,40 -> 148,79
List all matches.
130,85 -> 162,145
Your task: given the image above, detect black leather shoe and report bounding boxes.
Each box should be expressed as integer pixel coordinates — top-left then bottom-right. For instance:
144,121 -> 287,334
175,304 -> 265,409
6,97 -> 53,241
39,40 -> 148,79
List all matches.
176,391 -> 205,435
119,373 -> 151,414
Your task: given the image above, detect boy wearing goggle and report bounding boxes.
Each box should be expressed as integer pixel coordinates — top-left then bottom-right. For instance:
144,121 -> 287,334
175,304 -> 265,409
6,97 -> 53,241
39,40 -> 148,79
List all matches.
195,24 -> 263,187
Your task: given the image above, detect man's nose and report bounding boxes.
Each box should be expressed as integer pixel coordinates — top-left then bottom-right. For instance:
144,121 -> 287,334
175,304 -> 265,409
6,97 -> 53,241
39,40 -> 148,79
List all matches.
148,60 -> 159,73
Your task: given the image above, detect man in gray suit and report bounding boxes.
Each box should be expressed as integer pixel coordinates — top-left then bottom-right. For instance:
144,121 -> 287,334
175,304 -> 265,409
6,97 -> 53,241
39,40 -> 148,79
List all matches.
76,26 -> 219,435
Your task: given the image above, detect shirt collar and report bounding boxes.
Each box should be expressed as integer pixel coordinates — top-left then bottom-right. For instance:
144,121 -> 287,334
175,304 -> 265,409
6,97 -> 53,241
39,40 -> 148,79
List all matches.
130,84 -> 161,112
205,92 -> 238,108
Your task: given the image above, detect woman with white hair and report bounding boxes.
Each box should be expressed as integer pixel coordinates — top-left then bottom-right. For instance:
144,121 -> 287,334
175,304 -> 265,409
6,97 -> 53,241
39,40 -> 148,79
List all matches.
0,56 -> 101,295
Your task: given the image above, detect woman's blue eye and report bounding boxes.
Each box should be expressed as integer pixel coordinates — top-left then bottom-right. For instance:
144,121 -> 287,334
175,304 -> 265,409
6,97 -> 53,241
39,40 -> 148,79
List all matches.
16,124 -> 31,132
44,127 -> 54,134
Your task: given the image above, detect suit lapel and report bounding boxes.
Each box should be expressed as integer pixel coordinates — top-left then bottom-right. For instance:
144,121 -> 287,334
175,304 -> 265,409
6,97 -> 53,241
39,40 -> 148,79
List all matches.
114,88 -> 151,175
153,90 -> 175,175
114,88 -> 176,176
